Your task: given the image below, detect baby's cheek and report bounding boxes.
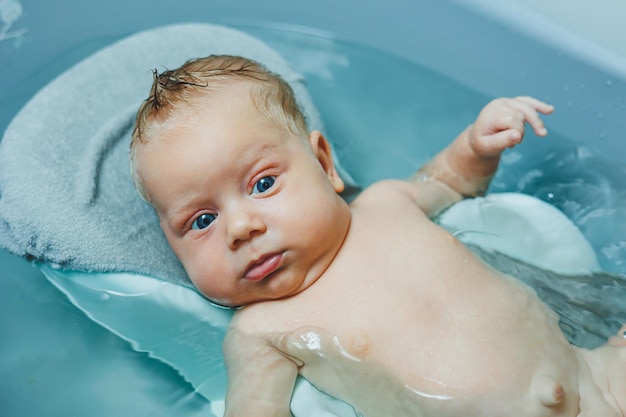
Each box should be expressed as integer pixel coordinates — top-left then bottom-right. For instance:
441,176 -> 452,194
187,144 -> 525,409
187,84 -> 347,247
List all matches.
189,269 -> 224,301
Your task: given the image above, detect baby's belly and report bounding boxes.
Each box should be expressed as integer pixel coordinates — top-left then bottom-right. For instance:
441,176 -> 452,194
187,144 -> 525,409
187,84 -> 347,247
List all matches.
303,258 -> 583,415
328,288 -> 582,416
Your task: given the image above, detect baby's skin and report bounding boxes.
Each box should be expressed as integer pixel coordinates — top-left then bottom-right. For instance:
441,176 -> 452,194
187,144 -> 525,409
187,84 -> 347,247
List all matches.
134,86 -> 625,416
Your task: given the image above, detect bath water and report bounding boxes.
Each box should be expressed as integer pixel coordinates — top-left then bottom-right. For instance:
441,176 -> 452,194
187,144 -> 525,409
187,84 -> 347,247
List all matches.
1,23 -> 625,416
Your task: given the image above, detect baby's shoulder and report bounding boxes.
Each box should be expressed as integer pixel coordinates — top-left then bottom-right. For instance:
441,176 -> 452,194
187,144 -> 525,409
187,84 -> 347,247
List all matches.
231,302 -> 274,331
231,297 -> 302,335
351,179 -> 417,209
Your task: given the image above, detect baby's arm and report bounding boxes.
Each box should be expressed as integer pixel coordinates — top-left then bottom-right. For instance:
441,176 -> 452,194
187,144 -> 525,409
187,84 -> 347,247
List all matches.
411,96 -> 553,216
223,327 -> 298,417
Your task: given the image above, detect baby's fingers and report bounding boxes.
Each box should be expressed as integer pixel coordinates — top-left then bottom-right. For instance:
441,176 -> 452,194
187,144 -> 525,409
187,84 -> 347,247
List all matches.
512,96 -> 554,136
471,128 -> 524,157
515,96 -> 555,114
269,326 -> 360,366
269,327 -> 328,365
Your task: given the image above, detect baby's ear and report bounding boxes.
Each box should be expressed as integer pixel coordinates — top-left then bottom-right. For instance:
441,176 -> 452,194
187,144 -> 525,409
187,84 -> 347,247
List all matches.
308,130 -> 345,193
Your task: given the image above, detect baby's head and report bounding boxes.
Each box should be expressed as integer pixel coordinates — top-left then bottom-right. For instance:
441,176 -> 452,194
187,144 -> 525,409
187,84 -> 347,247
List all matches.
130,55 -> 350,307
130,55 -> 308,199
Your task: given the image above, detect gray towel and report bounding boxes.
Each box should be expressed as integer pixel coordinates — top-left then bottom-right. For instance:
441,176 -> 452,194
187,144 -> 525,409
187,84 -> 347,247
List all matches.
0,23 -> 355,286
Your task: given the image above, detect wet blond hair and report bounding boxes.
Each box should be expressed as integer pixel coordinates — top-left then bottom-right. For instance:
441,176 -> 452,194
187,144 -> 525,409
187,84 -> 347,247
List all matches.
129,55 -> 308,201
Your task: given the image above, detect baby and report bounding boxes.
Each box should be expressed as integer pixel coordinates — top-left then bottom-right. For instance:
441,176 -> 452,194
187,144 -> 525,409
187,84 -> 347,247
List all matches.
130,55 -> 626,417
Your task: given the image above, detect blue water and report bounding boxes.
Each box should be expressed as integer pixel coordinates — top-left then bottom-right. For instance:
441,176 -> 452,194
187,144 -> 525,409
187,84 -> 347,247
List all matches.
1,23 -> 625,416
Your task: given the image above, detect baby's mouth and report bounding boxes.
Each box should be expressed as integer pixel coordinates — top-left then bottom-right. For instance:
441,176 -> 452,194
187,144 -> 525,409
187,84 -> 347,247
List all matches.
243,253 -> 283,282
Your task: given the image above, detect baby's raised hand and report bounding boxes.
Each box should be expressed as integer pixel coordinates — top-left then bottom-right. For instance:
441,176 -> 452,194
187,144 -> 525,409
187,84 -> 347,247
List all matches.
469,96 -> 554,158
412,96 -> 553,207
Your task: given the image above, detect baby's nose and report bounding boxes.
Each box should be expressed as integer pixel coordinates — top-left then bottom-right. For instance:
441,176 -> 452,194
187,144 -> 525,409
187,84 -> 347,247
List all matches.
226,206 -> 266,249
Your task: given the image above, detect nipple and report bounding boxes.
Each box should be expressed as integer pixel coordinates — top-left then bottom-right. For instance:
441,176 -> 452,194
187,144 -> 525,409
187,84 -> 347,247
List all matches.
532,374 -> 564,407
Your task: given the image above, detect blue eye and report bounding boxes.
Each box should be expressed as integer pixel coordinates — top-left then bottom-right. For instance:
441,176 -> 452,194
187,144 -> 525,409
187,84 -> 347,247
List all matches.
252,176 -> 276,195
192,213 -> 217,230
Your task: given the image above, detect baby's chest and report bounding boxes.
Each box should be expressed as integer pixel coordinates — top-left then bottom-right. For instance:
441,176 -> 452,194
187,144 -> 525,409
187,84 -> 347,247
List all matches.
286,277 -> 568,384
292,305 -> 580,414
241,276 -> 580,416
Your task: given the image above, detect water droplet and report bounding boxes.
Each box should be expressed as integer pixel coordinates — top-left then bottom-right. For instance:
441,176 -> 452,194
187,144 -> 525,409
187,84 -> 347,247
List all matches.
563,86 -> 569,92
598,112 -> 604,119
567,101 -> 574,108
606,80 -> 613,87
579,83 -> 586,90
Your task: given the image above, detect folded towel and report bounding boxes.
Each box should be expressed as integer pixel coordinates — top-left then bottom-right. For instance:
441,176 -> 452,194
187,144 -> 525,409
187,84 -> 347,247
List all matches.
0,23 -> 356,287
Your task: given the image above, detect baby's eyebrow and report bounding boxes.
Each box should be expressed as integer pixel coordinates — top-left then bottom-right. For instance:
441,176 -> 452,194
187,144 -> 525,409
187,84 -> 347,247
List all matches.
159,202 -> 199,234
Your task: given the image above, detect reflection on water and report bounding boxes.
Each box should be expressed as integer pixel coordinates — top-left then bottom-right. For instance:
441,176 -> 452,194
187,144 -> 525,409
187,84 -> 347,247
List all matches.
0,0 -> 27,43
471,245 -> 626,349
492,141 -> 626,275
0,252 -> 214,417
1,22 -> 625,416
489,138 -> 626,349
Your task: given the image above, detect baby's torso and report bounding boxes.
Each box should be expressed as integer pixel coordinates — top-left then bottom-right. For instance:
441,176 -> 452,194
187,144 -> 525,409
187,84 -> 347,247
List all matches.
234,183 -> 589,416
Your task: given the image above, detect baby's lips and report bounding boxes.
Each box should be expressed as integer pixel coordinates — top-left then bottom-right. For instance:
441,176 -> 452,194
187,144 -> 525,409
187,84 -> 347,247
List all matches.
243,253 -> 283,281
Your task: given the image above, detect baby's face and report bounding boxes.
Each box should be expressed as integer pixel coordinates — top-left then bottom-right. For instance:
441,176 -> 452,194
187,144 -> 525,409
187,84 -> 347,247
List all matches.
135,85 -> 350,306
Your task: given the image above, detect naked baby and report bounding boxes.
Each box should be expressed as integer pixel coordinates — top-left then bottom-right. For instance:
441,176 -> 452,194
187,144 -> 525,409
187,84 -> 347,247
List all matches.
130,55 -> 626,416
